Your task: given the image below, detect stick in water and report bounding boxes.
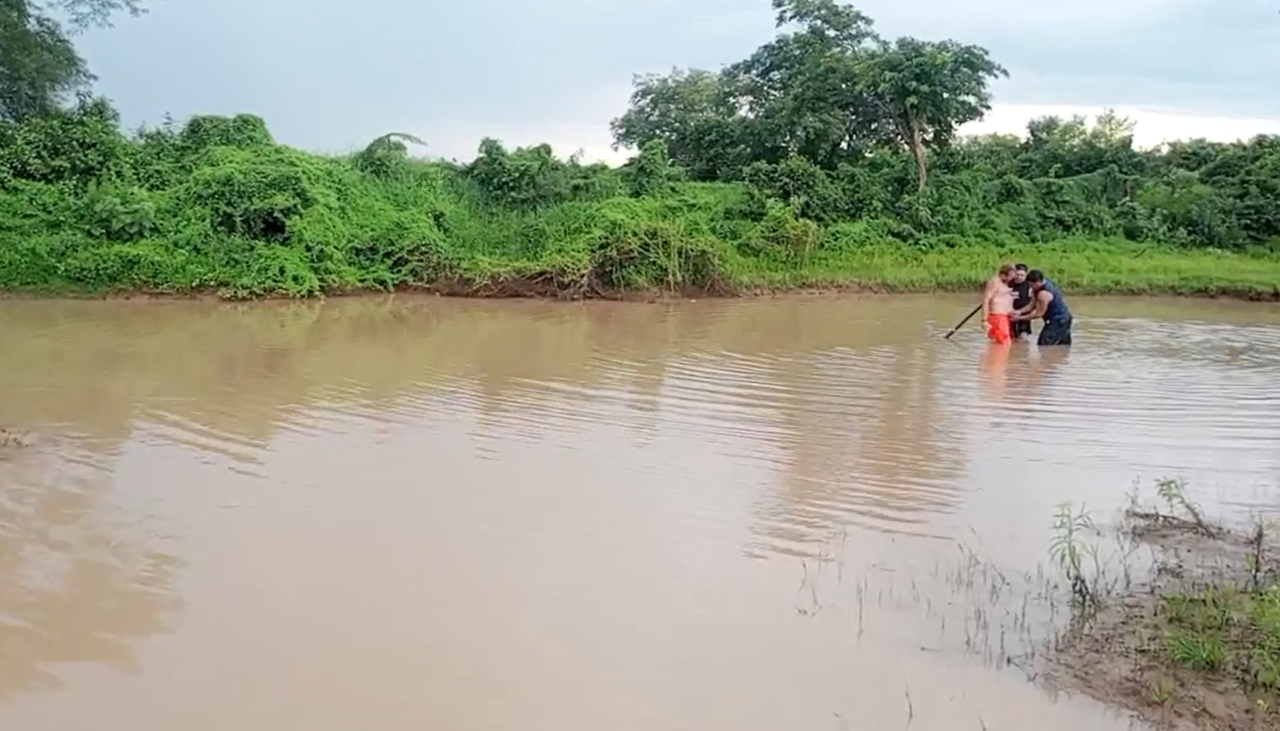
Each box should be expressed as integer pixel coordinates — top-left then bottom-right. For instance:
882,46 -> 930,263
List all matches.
942,304 -> 983,339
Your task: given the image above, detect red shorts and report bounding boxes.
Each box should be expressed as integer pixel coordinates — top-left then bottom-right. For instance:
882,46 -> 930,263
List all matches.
986,313 -> 1012,344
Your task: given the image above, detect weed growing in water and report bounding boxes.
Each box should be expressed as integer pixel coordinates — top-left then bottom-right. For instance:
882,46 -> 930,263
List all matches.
1147,676 -> 1178,706
1125,476 -> 1218,539
1051,478 -> 1280,730
1049,501 -> 1103,611
798,477 -> 1275,730
0,427 -> 31,449
1246,516 -> 1273,593
1156,477 -> 1213,535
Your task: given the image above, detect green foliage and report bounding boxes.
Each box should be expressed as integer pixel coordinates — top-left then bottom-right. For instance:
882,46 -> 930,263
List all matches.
184,146 -> 318,241
606,0 -> 1280,254
79,180 -> 157,241
464,137 -> 624,209
857,36 -> 1007,191
352,131 -> 426,180
0,95 -> 124,184
1163,585 -> 1280,694
0,0 -> 143,123
180,113 -> 275,151
0,0 -> 1278,298
624,139 -> 681,197
0,0 -> 89,122
610,68 -> 751,181
1049,501 -> 1103,610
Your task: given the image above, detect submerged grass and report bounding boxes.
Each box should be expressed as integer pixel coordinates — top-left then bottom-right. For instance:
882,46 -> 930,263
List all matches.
1048,479 -> 1280,730
0,427 -> 31,449
798,477 -> 1279,730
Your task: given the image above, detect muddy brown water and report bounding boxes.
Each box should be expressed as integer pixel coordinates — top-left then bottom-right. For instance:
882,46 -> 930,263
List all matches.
2,295 -> 1280,730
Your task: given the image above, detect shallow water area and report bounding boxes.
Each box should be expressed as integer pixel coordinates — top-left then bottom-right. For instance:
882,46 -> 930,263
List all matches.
2,294 -> 1280,730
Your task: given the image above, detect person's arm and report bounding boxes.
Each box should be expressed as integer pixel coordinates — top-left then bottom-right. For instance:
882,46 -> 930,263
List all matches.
1013,290 -> 1051,321
981,279 -> 994,319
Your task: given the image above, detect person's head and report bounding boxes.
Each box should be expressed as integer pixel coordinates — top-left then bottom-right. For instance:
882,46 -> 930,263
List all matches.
1026,269 -> 1046,291
1013,263 -> 1028,283
997,263 -> 1015,283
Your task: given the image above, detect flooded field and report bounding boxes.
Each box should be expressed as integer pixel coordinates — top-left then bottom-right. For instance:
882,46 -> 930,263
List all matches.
2,294 -> 1279,730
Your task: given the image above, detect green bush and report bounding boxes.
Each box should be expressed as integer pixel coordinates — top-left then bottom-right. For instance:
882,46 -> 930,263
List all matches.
0,97 -> 1278,299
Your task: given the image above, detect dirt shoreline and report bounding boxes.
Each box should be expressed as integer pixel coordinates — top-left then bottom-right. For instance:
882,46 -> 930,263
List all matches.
1,278 -> 1278,303
1047,493 -> 1280,731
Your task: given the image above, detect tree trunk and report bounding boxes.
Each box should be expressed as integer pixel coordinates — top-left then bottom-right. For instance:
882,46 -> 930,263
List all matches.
910,125 -> 928,192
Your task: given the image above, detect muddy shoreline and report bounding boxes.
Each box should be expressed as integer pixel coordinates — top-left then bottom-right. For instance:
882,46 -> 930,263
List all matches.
1046,486 -> 1280,730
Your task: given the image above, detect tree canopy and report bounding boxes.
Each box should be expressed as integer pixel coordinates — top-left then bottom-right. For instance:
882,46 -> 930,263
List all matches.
605,0 -> 1278,251
613,0 -> 1006,191
0,0 -> 143,122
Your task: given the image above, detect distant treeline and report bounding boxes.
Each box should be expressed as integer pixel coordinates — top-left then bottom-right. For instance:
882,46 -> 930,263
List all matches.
1,0 -> 1277,297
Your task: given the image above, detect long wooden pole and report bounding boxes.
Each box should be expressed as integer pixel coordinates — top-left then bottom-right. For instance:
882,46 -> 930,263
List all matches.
942,304 -> 983,339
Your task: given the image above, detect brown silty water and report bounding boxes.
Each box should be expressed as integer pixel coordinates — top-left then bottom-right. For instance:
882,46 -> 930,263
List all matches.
1,295 -> 1279,730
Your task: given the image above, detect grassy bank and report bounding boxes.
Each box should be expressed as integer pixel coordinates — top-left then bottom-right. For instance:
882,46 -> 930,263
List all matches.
1049,480 -> 1280,730
2,107 -> 1279,301
5,238 -> 1280,301
5,0 -> 1280,301
723,240 -> 1280,299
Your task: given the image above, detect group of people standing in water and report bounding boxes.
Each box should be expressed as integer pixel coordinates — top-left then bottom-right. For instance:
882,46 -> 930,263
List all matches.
982,263 -> 1073,346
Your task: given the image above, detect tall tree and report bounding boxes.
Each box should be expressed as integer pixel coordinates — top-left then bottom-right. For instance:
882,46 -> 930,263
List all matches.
722,0 -> 881,168
0,0 -> 143,121
857,37 -> 1005,191
1020,110 -> 1142,178
609,68 -> 752,180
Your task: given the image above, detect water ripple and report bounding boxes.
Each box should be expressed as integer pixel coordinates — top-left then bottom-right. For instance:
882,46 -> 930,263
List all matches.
9,297 -> 1280,564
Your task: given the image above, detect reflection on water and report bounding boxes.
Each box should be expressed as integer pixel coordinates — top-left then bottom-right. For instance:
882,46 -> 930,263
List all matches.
0,295 -> 1278,730
0,440 -> 179,701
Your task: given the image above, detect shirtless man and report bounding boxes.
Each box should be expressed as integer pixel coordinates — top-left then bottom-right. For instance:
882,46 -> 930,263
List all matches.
982,263 -> 1016,345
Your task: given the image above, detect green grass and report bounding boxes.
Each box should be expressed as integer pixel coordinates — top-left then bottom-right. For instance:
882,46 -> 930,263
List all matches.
725,237 -> 1280,298
2,110 -> 1279,300
1050,483 -> 1280,729
6,234 -> 1279,300
1162,585 -> 1280,693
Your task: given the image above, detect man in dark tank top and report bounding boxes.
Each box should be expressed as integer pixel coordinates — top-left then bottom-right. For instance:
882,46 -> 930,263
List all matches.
1009,263 -> 1033,340
1010,269 -> 1072,346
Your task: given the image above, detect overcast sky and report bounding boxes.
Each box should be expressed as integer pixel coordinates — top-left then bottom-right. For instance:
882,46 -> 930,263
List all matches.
79,0 -> 1280,162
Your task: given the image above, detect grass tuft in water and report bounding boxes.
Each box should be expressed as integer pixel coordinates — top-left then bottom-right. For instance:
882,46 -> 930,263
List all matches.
794,476 -> 1277,730
1050,478 -> 1280,730
0,427 -> 31,449
1048,501 -> 1103,612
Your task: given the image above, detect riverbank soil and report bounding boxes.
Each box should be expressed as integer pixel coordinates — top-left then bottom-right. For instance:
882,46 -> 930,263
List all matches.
1049,496 -> 1280,730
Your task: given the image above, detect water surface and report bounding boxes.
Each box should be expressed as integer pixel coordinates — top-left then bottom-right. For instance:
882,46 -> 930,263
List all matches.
2,294 -> 1279,730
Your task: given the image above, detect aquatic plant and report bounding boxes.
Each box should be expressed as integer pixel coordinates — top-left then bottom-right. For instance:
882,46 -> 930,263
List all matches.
1049,501 -> 1103,611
